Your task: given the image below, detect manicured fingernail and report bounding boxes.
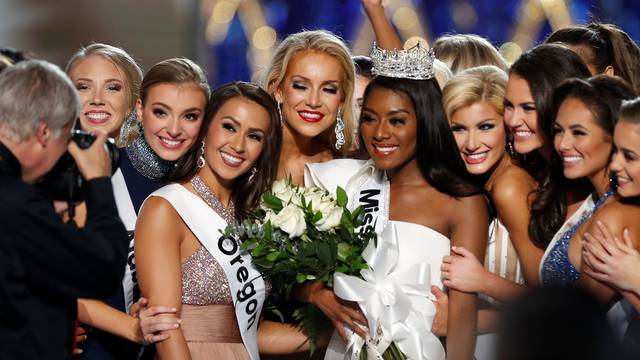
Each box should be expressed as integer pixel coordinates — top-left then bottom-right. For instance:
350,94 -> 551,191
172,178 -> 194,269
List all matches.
176,318 -> 182,323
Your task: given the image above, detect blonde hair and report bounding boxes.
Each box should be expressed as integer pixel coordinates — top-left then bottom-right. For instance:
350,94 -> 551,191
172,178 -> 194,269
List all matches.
433,34 -> 508,74
261,30 -> 355,154
442,65 -> 508,121
433,58 -> 453,89
66,43 -> 143,114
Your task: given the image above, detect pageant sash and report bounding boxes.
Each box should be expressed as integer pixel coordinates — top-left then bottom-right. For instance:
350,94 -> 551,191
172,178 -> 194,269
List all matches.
305,159 -> 389,235
111,168 -> 138,312
151,184 -> 265,360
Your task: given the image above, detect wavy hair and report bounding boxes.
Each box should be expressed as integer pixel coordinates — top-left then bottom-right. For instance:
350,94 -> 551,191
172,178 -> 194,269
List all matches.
529,75 -> 635,247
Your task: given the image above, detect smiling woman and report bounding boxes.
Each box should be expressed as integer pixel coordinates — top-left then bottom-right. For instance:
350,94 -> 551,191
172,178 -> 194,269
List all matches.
261,30 -> 356,185
136,82 -> 286,359
73,57 -> 211,360
66,43 -> 142,147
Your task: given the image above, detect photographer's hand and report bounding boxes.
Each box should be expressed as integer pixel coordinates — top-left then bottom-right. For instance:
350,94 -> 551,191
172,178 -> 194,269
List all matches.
68,131 -> 111,180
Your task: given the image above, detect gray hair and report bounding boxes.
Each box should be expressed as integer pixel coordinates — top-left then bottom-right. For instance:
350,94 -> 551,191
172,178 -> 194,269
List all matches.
0,60 -> 79,141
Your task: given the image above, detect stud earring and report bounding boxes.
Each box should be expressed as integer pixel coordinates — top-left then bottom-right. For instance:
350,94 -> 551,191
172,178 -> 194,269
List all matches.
197,141 -> 206,168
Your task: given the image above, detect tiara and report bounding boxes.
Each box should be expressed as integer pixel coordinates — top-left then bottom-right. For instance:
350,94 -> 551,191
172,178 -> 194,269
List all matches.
370,42 -> 435,80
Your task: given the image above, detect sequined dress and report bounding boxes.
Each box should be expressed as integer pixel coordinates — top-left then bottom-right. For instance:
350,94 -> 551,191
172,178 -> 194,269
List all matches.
180,245 -> 250,360
539,194 -> 596,286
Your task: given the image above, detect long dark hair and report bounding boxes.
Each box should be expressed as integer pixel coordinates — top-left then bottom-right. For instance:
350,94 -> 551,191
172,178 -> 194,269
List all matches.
509,44 -> 592,177
529,75 -> 635,248
546,23 -> 640,94
362,76 -> 479,197
170,81 -> 282,220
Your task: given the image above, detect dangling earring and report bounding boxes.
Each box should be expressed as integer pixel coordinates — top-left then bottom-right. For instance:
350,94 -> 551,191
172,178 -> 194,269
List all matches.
248,167 -> 258,182
277,102 -> 284,123
117,111 -> 139,147
334,110 -> 345,150
506,133 -> 515,156
197,141 -> 206,168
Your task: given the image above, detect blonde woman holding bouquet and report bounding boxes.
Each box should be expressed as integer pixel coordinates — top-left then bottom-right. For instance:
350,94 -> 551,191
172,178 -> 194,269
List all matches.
306,44 -> 488,360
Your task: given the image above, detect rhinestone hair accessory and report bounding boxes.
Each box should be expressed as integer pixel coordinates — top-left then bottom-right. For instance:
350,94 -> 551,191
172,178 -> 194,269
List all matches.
370,42 -> 436,80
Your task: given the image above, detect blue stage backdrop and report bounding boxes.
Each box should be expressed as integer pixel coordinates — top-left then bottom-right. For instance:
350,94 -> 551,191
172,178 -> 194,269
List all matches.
203,0 -> 640,86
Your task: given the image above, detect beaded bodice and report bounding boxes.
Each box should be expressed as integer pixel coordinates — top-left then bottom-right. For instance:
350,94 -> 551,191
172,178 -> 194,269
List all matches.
182,246 -> 232,305
540,191 -> 614,287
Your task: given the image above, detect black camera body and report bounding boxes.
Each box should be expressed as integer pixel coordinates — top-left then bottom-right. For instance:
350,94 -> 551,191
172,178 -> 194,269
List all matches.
39,130 -> 120,202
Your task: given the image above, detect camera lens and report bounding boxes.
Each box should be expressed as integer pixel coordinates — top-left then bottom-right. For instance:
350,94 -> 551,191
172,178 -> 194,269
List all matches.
38,131 -> 120,202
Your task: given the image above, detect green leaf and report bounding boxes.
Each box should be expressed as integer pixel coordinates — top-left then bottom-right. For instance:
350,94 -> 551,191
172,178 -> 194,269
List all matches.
266,251 -> 282,262
351,206 -> 364,226
295,273 -> 308,283
262,193 -> 283,211
264,220 -> 272,241
312,211 -> 323,223
316,242 -> 333,265
336,186 -> 348,207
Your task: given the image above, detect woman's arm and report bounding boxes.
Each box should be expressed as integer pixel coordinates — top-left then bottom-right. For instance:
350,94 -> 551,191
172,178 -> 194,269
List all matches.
441,246 -> 527,302
492,173 -> 544,285
135,197 -> 190,359
258,319 -> 329,355
579,209 -> 628,304
293,281 -> 368,341
430,286 -> 500,336
77,298 -> 180,344
582,221 -> 640,302
446,194 -> 488,360
361,0 -> 404,50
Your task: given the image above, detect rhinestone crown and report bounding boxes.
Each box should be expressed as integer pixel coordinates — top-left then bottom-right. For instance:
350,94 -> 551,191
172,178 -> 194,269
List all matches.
370,42 -> 435,80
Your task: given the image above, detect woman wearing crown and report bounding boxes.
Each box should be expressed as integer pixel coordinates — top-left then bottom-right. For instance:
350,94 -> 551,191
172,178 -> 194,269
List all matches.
305,44 -> 487,360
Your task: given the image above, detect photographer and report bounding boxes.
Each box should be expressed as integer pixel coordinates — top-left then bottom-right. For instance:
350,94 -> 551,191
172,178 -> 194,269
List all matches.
0,60 -> 128,359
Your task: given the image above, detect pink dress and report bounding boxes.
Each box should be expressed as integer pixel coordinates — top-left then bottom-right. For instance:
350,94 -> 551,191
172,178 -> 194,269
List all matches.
180,246 -> 250,360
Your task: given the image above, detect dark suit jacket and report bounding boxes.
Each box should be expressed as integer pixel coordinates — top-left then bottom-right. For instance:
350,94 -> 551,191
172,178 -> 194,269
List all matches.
0,142 -> 128,359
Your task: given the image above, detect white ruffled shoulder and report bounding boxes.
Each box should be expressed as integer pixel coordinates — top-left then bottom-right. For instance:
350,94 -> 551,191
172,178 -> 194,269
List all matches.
304,158 -> 372,193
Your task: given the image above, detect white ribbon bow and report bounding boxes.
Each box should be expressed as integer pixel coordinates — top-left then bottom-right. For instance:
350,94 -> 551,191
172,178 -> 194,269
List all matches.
333,223 -> 445,360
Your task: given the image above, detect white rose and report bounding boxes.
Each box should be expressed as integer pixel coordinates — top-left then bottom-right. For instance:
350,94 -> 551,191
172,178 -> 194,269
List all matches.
271,179 -> 288,194
305,192 -> 326,211
315,205 -> 343,231
272,204 -> 307,238
263,209 -> 278,225
272,180 -> 302,205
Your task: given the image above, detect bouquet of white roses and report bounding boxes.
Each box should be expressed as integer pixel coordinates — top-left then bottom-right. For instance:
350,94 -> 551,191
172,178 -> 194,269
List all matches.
224,179 -> 375,351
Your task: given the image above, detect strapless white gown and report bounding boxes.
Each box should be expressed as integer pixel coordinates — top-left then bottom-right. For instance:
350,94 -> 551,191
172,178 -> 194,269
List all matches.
324,220 -> 449,360
305,159 -> 447,359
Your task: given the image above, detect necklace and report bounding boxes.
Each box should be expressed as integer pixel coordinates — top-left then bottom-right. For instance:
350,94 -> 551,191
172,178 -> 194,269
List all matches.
190,175 -> 236,224
125,135 -> 175,180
